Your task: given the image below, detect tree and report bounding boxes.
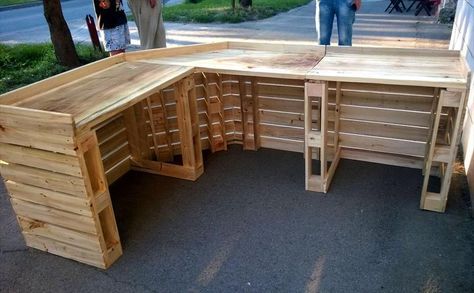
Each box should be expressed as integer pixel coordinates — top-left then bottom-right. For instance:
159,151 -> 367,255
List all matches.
240,0 -> 252,9
43,0 -> 80,68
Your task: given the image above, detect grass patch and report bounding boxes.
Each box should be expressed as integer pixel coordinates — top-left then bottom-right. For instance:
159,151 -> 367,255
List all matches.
163,0 -> 312,23
0,43 -> 107,94
0,0 -> 38,7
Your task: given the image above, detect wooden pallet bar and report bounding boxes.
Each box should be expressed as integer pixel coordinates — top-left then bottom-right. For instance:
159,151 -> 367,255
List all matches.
0,41 -> 470,269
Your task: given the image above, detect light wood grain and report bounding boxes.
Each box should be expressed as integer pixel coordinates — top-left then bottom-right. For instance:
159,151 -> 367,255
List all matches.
308,49 -> 467,88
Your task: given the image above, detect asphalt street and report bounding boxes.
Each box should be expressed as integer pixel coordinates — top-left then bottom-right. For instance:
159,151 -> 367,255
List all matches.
0,0 -> 101,44
0,0 -> 453,48
1,146 -> 473,292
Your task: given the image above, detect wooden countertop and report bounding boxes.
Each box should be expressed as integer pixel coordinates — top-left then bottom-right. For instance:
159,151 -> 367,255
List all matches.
9,61 -> 194,130
0,42 -> 469,131
140,48 -> 324,80
306,47 -> 468,89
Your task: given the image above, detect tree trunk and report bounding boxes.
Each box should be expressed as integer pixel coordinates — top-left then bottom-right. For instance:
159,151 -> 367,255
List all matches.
240,0 -> 252,8
232,0 -> 236,11
43,0 -> 80,68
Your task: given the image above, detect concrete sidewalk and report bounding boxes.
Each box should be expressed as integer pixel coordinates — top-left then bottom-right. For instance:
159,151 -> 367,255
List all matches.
163,0 -> 452,48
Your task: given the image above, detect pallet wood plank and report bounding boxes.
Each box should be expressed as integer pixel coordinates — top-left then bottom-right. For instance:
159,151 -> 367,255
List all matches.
0,143 -> 83,177
11,198 -> 97,234
6,181 -> 92,217
1,163 -> 88,197
18,216 -> 102,252
24,233 -> 106,268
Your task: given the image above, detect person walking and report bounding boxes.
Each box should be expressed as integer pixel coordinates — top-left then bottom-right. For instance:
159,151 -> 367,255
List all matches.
93,0 -> 131,56
316,0 -> 361,46
127,0 -> 167,49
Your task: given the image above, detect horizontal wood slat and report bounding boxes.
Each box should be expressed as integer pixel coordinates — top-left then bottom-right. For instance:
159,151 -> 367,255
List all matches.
0,163 -> 88,197
24,233 -> 105,268
6,181 -> 92,217
0,143 -> 82,177
18,216 -> 102,252
11,198 -> 97,234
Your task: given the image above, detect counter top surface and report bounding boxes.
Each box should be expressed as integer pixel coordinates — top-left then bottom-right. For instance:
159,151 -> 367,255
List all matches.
12,62 -> 194,129
1,43 -> 469,130
141,48 -> 324,79
307,47 -> 468,88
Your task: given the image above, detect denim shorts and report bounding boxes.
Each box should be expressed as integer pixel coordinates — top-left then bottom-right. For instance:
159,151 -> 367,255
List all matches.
100,23 -> 131,52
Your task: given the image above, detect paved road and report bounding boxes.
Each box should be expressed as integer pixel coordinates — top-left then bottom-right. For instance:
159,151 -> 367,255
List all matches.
0,0 -> 179,46
0,0 -> 452,49
0,0 -> 102,44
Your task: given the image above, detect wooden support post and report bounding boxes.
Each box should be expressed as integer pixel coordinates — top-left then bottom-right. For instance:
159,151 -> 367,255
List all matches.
334,82 -> 341,150
239,76 -> 256,150
176,79 -> 196,167
420,88 -> 467,212
305,82 -> 324,192
185,76 -> 204,175
76,132 -> 122,268
305,81 -> 340,193
251,77 -> 261,150
423,88 -> 440,176
217,73 -> 228,151
420,90 -> 443,209
320,82 -> 328,188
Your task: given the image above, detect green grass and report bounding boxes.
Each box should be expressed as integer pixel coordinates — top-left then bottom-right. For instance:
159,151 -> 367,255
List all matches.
163,0 -> 312,23
0,0 -> 38,7
0,43 -> 107,94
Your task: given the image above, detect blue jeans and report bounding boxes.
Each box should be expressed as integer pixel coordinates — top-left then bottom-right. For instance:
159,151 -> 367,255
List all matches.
316,0 -> 356,46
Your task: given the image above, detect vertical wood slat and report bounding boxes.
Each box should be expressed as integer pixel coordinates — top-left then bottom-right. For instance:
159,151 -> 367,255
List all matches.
217,73 -> 228,151
202,72 -> 217,152
304,83 -> 314,191
123,101 -> 152,161
334,82 -> 341,149
186,76 -> 204,172
239,76 -> 256,150
176,78 -> 196,167
252,77 -> 261,150
320,82 -> 328,184
423,88 -> 440,175
420,90 -> 444,210
145,96 -> 161,160
158,89 -> 174,161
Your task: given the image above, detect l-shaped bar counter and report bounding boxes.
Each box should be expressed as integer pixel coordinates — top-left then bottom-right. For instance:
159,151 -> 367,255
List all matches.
0,41 -> 471,268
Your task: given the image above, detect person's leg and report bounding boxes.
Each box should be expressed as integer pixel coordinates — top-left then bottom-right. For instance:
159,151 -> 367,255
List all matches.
316,0 -> 335,45
153,2 -> 166,48
335,0 -> 356,46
